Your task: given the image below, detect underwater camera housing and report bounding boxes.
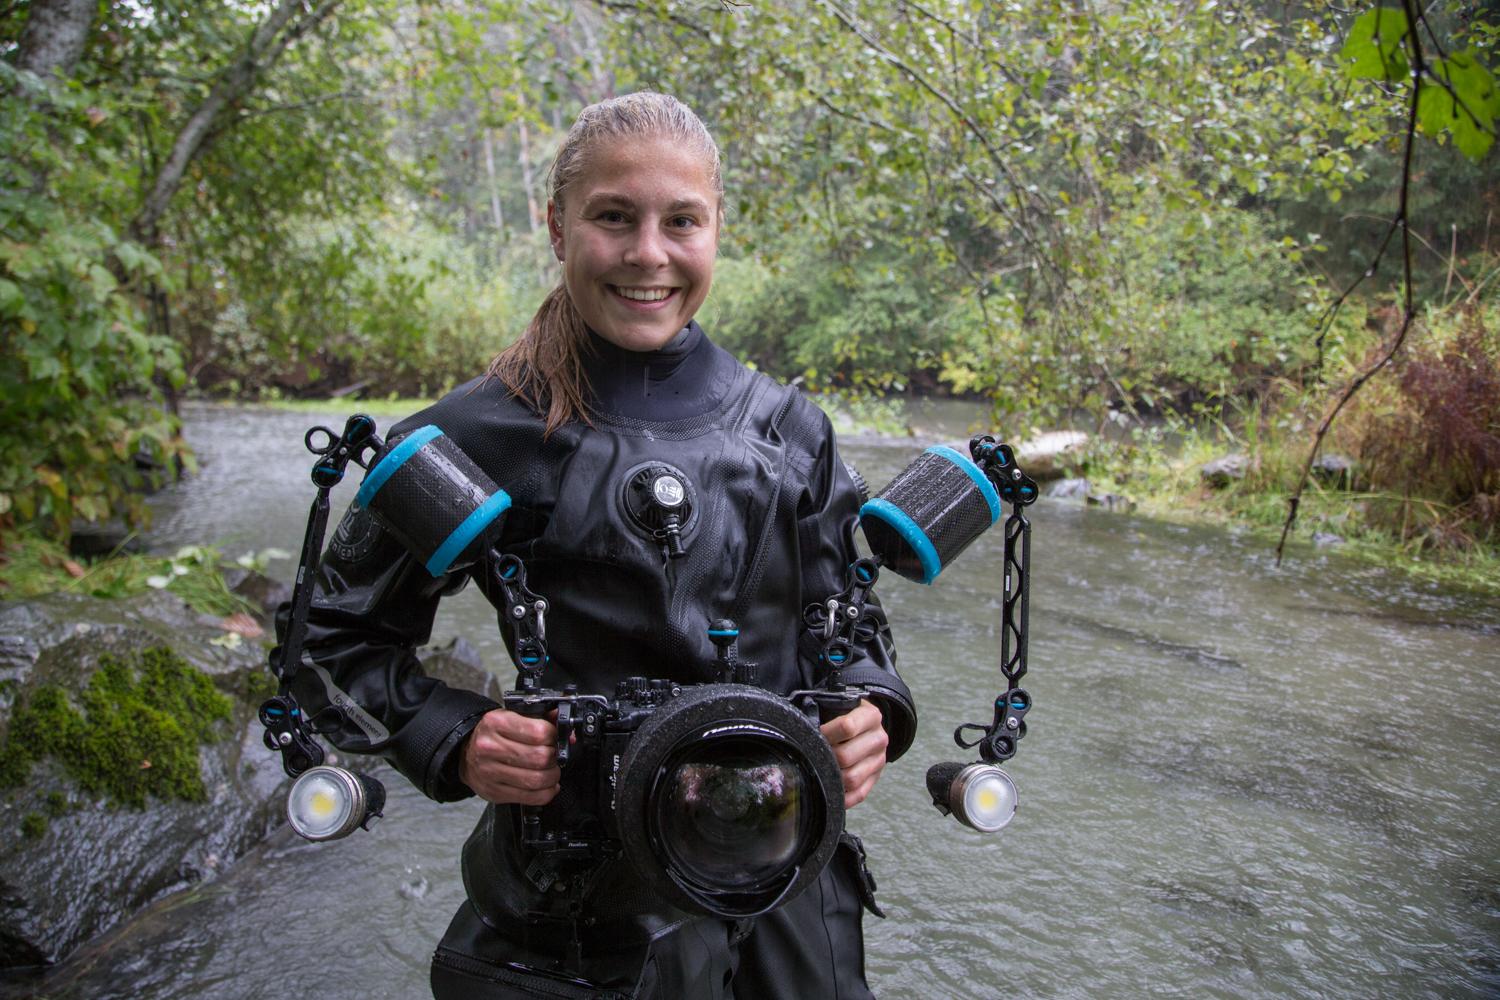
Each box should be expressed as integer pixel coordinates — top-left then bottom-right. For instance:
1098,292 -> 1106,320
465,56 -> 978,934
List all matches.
263,415 -> 1041,925
500,676 -> 852,919
347,424 -> 859,920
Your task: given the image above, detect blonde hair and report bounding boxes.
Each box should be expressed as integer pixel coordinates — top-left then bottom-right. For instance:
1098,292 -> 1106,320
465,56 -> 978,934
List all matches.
486,92 -> 723,434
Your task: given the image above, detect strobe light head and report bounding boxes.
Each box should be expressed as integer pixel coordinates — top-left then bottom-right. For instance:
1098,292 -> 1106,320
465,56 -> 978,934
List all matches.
926,761 -> 1018,833
286,765 -> 386,842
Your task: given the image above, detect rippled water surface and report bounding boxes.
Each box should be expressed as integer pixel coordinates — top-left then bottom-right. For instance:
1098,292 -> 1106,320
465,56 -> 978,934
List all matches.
11,403 -> 1500,999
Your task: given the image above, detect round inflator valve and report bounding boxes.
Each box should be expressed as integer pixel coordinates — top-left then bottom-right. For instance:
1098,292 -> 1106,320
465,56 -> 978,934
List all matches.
615,684 -> 843,918
622,462 -> 696,534
621,462 -> 697,559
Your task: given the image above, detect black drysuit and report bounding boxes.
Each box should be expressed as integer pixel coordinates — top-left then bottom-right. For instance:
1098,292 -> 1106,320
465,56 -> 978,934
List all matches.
277,323 -> 917,998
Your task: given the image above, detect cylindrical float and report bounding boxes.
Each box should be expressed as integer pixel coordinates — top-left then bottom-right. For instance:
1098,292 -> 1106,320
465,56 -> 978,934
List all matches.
354,425 -> 510,577
858,445 -> 1001,584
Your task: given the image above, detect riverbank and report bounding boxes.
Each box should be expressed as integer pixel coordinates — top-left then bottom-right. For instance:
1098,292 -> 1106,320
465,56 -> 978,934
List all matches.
1061,425 -> 1500,598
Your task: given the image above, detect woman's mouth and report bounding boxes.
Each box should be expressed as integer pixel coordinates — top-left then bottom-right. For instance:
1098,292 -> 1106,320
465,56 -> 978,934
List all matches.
610,285 -> 678,304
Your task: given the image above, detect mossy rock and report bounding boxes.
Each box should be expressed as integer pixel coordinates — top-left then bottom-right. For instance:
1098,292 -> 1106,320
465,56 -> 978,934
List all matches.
0,646 -> 233,808
0,591 -> 289,969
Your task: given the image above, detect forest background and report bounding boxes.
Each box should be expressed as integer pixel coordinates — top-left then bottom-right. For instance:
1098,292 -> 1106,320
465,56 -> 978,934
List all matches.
2,0 -> 1498,592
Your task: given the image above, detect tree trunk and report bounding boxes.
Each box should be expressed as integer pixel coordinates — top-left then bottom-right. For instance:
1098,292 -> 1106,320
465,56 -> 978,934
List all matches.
129,0 -> 343,243
483,127 -> 506,235
16,0 -> 95,80
518,116 -> 541,235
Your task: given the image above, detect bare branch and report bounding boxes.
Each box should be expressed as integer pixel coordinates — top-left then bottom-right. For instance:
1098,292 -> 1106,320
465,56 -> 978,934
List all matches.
130,0 -> 344,242
1276,0 -> 1428,565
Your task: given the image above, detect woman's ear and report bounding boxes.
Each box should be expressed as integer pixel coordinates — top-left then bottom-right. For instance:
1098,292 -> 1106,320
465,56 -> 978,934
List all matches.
547,201 -> 565,261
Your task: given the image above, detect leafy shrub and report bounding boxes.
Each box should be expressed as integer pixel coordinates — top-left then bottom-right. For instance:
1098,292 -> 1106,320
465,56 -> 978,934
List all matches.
1359,305 -> 1500,549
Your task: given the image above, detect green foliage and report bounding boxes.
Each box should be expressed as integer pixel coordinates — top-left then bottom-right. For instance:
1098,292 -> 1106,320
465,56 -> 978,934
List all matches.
20,813 -> 46,840
0,63 -> 187,536
1420,49 -> 1500,160
1339,4 -> 1498,160
189,219 -> 546,398
0,646 -> 233,808
0,531 -> 257,617
1341,7 -> 1412,82
1,1 -> 414,538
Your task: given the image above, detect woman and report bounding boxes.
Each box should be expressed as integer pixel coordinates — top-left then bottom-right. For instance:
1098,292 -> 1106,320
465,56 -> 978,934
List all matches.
285,92 -> 916,999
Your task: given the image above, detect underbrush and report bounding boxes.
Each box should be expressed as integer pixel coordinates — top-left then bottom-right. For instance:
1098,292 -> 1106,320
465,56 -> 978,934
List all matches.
1072,302 -> 1500,595
0,531 -> 263,616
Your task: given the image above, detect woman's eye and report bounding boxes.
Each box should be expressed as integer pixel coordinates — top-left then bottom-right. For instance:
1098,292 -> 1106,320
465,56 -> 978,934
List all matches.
668,216 -> 698,230
599,210 -> 628,224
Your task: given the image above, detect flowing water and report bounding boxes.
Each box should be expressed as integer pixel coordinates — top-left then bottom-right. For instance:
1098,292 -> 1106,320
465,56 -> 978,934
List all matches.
10,403 -> 1500,1000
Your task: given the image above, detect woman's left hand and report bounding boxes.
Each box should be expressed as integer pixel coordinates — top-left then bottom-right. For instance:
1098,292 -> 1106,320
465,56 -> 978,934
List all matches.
820,698 -> 889,809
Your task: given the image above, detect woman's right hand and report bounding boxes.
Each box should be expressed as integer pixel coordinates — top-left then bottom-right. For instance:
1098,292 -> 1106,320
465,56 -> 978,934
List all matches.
459,708 -> 563,806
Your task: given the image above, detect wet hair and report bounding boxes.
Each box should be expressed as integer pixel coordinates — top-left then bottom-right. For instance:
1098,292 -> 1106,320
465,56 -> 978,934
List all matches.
485,92 -> 723,434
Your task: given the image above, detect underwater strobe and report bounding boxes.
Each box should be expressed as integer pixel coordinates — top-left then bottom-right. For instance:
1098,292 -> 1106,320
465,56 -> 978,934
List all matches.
858,436 -> 1038,833
263,415 -> 516,842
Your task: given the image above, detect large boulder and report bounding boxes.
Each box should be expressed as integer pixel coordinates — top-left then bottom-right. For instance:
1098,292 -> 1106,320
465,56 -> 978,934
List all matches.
0,580 -> 289,969
1200,454 -> 1249,488
1016,430 -> 1089,482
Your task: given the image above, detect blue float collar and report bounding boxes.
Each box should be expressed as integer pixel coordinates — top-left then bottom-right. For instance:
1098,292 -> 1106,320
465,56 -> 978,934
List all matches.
425,490 -> 512,577
859,497 -> 941,584
354,424 -> 443,510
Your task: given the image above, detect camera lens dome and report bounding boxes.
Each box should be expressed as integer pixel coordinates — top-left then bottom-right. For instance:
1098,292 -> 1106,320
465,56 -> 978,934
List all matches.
655,738 -> 808,890
615,684 -> 844,918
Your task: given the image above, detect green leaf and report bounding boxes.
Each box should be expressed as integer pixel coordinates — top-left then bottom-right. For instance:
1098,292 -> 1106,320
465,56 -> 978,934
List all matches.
1422,50 -> 1498,161
1340,7 -> 1410,82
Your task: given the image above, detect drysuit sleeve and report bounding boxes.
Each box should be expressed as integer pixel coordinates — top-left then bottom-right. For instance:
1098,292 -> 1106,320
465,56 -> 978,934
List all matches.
271,501 -> 499,803
794,410 -> 918,761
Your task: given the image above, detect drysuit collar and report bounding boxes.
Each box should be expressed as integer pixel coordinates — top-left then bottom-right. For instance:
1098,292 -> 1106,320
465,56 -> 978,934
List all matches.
581,320 -> 734,421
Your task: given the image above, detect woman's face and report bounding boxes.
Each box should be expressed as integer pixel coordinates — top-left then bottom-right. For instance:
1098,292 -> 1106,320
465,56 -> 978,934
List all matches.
548,134 -> 719,352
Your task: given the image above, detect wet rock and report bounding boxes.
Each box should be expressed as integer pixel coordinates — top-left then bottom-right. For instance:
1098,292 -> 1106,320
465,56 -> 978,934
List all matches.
66,524 -> 146,560
1047,477 -> 1092,501
1312,453 -> 1357,489
422,637 -> 504,701
0,591 -> 287,969
220,568 -> 293,623
1087,493 -> 1137,513
1016,430 -> 1088,483
1313,531 -> 1345,549
1200,454 -> 1248,488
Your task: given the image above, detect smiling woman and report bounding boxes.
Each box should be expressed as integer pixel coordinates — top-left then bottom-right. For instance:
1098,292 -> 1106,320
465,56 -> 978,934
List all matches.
487,93 -> 727,433
278,91 -> 916,1000
550,139 -> 720,353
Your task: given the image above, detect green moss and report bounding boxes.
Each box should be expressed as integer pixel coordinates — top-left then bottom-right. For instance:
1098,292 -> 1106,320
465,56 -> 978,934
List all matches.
43,790 -> 68,817
242,663 -> 281,703
20,812 -> 46,840
0,646 -> 233,808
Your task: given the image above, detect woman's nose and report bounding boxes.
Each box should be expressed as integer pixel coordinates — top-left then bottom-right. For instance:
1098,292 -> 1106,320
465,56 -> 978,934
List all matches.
623,225 -> 670,269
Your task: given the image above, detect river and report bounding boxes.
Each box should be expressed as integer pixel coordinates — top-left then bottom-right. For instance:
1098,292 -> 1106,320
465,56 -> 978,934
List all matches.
15,402 -> 1500,999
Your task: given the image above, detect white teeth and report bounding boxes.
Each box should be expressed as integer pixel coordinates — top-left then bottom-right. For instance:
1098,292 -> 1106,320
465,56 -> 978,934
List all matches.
614,286 -> 672,302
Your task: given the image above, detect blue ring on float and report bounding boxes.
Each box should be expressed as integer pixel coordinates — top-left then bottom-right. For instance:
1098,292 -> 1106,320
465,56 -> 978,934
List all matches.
859,498 -> 941,584
355,424 -> 443,510
425,490 -> 512,577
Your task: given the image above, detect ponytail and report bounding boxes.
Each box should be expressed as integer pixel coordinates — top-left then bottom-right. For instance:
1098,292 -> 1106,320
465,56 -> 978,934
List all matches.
485,285 -> 594,436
